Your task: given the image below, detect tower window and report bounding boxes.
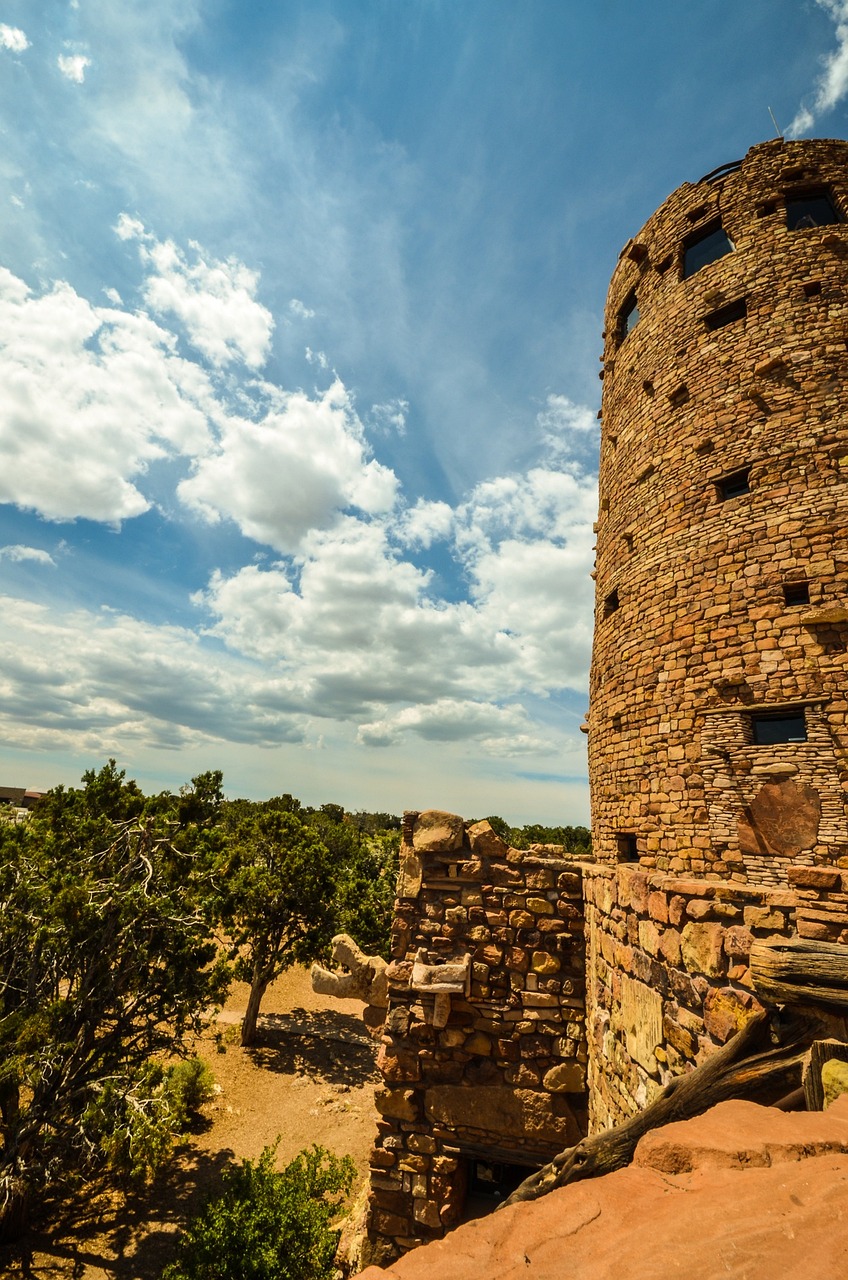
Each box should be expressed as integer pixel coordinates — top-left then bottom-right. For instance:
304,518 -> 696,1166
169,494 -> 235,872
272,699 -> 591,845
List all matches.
618,291 -> 639,342
716,467 -> 751,501
783,580 -> 810,606
604,589 -> 620,616
749,710 -> 807,745
704,298 -> 747,330
616,832 -> 639,862
785,190 -> 840,230
683,221 -> 733,278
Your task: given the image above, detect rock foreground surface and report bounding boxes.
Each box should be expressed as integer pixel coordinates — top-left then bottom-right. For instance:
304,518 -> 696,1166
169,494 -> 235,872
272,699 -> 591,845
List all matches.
357,1097 -> 848,1280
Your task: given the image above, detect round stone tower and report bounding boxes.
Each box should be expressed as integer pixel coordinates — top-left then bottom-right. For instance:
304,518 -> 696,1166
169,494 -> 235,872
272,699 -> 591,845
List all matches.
588,137 -> 848,885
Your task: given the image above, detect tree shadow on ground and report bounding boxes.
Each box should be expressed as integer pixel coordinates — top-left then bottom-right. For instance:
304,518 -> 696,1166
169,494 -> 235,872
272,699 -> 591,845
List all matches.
0,1144 -> 234,1280
247,1007 -> 379,1089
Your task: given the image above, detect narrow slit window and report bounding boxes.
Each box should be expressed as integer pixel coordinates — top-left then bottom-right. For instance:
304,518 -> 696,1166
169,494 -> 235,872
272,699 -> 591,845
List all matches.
803,280 -> 822,298
618,291 -> 639,342
783,580 -> 810,606
716,466 -> 751,501
683,221 -> 733,278
704,297 -> 747,330
785,190 -> 840,230
749,710 -> 807,745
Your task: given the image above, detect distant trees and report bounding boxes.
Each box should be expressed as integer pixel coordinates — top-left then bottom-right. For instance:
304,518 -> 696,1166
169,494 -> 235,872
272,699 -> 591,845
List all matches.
484,816 -> 592,855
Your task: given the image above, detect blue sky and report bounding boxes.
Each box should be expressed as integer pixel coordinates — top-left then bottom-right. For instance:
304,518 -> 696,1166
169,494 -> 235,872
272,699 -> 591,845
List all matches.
0,0 -> 847,822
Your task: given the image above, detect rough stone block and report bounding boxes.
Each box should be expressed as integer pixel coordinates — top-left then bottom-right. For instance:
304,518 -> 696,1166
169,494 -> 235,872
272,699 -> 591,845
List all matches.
412,811 -> 465,854
680,922 -> 726,976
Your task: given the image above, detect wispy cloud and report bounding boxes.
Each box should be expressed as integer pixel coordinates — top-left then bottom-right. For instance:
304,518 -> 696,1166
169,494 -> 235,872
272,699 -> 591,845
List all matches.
0,25 -> 29,54
787,0 -> 848,136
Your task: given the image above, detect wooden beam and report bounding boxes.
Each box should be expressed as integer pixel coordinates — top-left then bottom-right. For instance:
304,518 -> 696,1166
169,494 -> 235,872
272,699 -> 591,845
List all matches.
750,937 -> 848,1012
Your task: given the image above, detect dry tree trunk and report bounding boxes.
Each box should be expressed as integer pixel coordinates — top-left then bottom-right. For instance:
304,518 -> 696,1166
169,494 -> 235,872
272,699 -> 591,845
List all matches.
500,1010 -> 813,1210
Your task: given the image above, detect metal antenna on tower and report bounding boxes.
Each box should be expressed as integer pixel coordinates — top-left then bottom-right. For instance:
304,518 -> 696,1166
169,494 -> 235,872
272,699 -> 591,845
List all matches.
768,106 -> 784,139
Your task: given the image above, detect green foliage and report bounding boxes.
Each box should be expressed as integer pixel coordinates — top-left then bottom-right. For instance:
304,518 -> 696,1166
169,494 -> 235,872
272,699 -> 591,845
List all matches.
81,1058 -> 215,1185
163,1143 -> 355,1280
0,765 -> 229,1236
332,829 -> 400,960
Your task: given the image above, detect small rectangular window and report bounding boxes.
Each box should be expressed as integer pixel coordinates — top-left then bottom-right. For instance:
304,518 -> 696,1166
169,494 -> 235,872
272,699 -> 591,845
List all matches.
783,581 -> 810,606
683,222 -> 733,278
750,710 -> 807,744
604,589 -> 620,617
716,466 -> 751,500
616,832 -> 639,862
786,190 -> 840,230
704,298 -> 747,331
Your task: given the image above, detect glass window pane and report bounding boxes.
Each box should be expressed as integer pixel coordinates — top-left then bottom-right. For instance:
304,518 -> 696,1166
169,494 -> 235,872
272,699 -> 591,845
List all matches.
750,712 -> 807,744
786,194 -> 839,230
683,226 -> 733,278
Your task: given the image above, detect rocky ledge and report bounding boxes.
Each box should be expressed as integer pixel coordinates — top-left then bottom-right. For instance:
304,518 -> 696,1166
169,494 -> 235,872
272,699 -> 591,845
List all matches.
357,1096 -> 848,1279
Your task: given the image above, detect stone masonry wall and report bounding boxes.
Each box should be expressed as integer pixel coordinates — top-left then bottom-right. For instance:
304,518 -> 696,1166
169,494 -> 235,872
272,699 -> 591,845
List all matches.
363,810 -> 590,1266
588,137 -> 848,878
584,861 -> 848,1131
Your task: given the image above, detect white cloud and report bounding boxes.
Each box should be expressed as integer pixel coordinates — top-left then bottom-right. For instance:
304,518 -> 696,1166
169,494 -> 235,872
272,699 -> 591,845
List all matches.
58,54 -> 92,84
179,379 -> 398,553
289,298 -> 315,319
117,217 -> 274,369
369,399 -> 409,435
0,26 -> 29,53
0,265 -> 213,522
394,499 -> 454,549
357,700 -> 545,752
788,0 -> 848,136
0,595 -> 309,754
305,347 -> 329,369
0,545 -> 56,567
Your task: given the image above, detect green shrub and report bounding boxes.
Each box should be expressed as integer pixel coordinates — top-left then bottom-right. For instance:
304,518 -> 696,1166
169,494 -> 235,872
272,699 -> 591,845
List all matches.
163,1143 -> 355,1280
81,1057 -> 215,1185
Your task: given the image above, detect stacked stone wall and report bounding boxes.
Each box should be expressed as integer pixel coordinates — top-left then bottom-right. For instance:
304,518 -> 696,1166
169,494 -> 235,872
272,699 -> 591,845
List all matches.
363,810 -> 590,1264
584,861 -> 848,1130
588,137 -> 848,878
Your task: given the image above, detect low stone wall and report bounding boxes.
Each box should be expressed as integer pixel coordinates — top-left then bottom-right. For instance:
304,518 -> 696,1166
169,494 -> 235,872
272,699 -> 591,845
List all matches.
584,861 -> 848,1130
363,811 -> 591,1265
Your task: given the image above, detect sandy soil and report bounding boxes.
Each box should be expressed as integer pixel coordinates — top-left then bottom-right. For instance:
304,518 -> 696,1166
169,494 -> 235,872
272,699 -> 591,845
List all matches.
0,968 -> 380,1279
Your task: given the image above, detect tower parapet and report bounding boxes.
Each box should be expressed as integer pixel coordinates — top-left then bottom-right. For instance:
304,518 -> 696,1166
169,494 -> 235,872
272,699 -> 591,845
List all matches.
589,137 -> 848,884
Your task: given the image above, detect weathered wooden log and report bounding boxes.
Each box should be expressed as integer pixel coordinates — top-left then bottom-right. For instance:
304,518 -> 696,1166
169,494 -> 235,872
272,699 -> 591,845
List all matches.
499,1010 -> 812,1210
750,937 -> 848,1012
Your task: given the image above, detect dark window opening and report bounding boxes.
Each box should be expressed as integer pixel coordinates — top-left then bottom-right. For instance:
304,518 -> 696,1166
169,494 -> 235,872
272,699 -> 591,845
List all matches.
462,1159 -> 537,1219
618,291 -> 639,342
785,190 -> 840,230
750,710 -> 807,745
616,832 -> 639,862
611,714 -> 623,731
716,466 -> 751,501
783,580 -> 810,606
686,204 -> 709,223
623,532 -> 635,552
669,384 -> 690,408
704,297 -> 747,330
803,280 -> 822,297
683,222 -> 733,278
756,201 -> 777,218
604,589 -> 620,617
656,255 -> 672,274
643,379 -> 655,396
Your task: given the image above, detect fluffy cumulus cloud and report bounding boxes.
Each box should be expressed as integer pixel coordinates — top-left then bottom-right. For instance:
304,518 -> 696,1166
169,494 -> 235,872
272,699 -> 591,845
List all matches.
0,25 -> 29,53
116,216 -> 274,369
58,54 -> 92,84
0,545 -> 56,567
788,0 -> 848,136
179,380 -> 398,553
0,266 -> 213,522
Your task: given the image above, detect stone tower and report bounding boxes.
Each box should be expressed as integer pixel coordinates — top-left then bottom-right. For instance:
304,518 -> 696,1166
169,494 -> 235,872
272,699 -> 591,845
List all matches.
588,137 -> 848,885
